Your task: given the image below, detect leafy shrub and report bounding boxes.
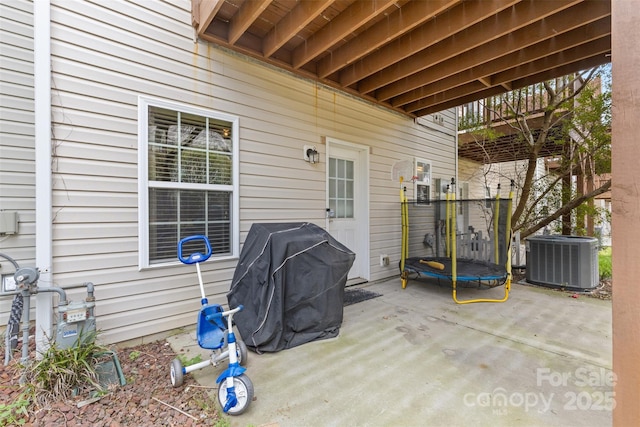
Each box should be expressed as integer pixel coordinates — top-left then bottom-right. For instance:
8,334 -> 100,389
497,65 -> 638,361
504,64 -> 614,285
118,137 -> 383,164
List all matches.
21,330 -> 111,407
599,247 -> 612,280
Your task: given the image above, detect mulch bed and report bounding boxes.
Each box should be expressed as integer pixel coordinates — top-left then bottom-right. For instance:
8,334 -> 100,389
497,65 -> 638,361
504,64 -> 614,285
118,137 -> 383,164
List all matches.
0,339 -> 226,426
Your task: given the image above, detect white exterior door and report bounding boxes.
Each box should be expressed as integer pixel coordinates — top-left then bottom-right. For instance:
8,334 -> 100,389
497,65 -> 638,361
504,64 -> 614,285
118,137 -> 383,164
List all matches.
326,139 -> 369,282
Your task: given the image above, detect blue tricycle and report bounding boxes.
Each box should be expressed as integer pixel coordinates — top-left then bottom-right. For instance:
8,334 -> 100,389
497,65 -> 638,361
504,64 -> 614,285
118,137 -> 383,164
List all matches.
170,235 -> 253,415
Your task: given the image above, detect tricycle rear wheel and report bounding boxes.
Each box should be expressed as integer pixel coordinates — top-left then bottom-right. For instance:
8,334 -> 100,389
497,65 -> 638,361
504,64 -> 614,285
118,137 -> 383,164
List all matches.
236,338 -> 248,366
170,358 -> 184,387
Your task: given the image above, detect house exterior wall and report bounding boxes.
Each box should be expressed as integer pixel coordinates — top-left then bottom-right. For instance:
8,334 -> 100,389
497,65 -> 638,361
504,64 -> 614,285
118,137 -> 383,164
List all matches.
458,158 -> 530,265
0,0 -> 36,319
459,157 -> 538,200
0,0 -> 457,344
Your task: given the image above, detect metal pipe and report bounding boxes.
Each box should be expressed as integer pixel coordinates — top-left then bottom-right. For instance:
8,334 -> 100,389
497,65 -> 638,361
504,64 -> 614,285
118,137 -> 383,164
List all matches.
0,252 -> 20,270
36,286 -> 68,306
85,282 -> 95,318
20,290 -> 30,365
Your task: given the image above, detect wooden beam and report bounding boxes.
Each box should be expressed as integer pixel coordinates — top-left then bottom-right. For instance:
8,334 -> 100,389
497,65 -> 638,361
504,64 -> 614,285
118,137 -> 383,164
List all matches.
500,82 -> 513,91
339,0 -> 521,88
316,0 -> 460,78
611,2 -> 640,423
191,0 -> 199,27
408,45 -> 610,115
195,0 -> 224,38
478,77 -> 492,88
390,16 -> 611,107
292,0 -> 397,69
361,0 -> 581,96
262,0 -> 334,58
490,36 -> 611,87
228,0 -> 273,45
410,54 -> 610,117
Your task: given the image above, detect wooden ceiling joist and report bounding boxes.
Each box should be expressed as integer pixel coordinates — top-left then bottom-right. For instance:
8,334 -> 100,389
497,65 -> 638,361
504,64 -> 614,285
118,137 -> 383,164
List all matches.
383,6 -> 611,105
228,0 -> 272,45
340,0 -> 520,88
360,0 -> 582,96
291,0 -> 398,70
316,0 -> 460,79
412,53 -> 609,117
395,19 -> 611,110
192,0 -> 612,118
262,0 -> 335,57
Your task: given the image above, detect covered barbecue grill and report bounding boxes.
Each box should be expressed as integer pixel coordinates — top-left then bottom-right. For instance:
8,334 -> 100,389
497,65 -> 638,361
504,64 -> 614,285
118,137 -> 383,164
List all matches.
227,222 -> 355,353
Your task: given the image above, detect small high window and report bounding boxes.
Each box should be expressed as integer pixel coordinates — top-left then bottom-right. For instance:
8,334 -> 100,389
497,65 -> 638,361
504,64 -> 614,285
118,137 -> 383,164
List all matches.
415,158 -> 432,203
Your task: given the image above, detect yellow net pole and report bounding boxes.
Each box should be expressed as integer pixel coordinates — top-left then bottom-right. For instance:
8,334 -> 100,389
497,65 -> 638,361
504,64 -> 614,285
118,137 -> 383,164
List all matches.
505,180 -> 515,289
400,177 -> 408,288
450,179 -> 457,300
445,184 -> 451,258
400,177 -> 407,271
506,182 -> 514,257
453,180 -> 513,305
494,183 -> 501,265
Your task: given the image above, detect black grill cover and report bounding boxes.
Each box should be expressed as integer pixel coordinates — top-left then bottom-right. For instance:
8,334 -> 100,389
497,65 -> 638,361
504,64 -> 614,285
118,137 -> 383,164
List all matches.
227,222 -> 355,353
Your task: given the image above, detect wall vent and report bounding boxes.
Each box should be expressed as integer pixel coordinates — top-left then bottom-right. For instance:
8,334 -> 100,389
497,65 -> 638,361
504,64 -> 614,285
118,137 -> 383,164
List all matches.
525,235 -> 599,290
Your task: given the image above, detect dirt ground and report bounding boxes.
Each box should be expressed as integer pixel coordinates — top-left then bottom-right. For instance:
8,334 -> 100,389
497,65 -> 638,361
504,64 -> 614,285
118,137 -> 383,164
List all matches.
0,339 -> 227,426
511,269 -> 612,300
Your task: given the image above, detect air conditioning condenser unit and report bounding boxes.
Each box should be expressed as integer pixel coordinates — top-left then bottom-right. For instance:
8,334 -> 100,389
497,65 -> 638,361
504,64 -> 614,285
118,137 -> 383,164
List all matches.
525,235 -> 599,290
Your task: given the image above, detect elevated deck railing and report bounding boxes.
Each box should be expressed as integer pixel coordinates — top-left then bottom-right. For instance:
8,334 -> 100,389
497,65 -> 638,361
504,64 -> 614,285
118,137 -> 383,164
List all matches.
459,75 -> 573,130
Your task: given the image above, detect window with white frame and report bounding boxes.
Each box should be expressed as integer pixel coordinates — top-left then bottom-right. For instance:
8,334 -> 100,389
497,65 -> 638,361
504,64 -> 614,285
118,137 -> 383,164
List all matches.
139,98 -> 239,267
414,158 -> 432,203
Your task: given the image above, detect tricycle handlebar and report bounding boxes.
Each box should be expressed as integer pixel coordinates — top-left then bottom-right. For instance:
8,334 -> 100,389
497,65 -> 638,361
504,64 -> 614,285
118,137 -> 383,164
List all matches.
177,235 -> 212,264
222,305 -> 243,317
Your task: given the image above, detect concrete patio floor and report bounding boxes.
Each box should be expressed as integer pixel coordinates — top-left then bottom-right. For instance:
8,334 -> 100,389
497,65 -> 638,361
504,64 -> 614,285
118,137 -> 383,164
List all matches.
166,277 -> 612,427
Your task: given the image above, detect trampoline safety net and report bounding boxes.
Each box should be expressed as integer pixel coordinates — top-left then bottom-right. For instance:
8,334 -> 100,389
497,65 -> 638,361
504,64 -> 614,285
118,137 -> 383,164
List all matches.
400,196 -> 513,303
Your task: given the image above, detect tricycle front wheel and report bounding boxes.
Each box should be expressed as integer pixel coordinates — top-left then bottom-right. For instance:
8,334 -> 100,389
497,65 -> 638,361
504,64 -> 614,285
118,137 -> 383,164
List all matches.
218,374 -> 254,415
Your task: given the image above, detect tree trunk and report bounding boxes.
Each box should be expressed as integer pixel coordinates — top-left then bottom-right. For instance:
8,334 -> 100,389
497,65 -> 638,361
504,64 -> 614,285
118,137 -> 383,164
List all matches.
562,172 -> 572,235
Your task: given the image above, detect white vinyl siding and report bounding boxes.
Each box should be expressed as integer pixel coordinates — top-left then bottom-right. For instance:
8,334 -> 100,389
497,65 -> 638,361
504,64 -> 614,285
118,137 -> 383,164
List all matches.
0,0 -> 36,324
0,0 -> 457,344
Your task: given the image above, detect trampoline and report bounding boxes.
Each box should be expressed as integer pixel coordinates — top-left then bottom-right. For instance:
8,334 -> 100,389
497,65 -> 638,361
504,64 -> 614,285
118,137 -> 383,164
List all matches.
400,178 -> 514,304
403,257 -> 507,284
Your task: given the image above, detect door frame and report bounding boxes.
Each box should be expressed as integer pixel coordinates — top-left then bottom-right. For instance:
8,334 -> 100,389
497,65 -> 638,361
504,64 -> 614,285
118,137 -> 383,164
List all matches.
325,137 -> 370,282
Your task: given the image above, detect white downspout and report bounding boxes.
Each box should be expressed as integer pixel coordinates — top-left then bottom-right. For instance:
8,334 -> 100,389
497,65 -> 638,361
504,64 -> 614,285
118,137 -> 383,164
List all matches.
34,0 -> 53,353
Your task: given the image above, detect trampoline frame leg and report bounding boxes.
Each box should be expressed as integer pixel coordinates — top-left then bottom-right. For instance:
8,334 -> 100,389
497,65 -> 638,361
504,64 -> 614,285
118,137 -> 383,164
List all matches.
452,277 -> 511,304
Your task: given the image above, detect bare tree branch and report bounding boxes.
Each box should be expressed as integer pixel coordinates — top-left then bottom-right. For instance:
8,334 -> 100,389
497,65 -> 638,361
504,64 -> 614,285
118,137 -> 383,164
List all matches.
520,179 -> 611,239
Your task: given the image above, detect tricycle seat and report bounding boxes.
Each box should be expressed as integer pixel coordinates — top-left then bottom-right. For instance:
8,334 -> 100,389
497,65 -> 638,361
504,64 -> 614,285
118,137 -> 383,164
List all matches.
197,304 -> 226,350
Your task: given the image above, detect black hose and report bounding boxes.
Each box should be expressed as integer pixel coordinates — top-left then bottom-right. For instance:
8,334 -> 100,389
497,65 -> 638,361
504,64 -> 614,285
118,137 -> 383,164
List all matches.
1,253 -> 23,365
8,294 -> 23,350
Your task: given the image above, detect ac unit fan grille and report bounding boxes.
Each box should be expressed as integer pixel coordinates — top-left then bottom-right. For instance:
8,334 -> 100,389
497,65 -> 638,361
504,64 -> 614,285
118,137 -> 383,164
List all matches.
526,236 -> 598,290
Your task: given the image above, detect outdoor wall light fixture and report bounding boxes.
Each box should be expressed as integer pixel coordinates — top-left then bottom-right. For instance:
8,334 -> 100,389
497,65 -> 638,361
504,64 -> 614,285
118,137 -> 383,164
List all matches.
304,145 -> 319,164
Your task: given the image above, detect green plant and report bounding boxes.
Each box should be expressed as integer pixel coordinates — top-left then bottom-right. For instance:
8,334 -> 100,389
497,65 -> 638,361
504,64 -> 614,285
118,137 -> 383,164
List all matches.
128,350 -> 141,361
212,415 -> 231,427
177,353 -> 203,366
0,394 -> 30,426
21,330 -> 112,407
599,247 -> 612,280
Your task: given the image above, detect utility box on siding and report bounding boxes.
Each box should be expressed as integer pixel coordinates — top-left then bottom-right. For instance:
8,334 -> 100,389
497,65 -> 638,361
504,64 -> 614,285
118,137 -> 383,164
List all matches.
525,235 -> 599,290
